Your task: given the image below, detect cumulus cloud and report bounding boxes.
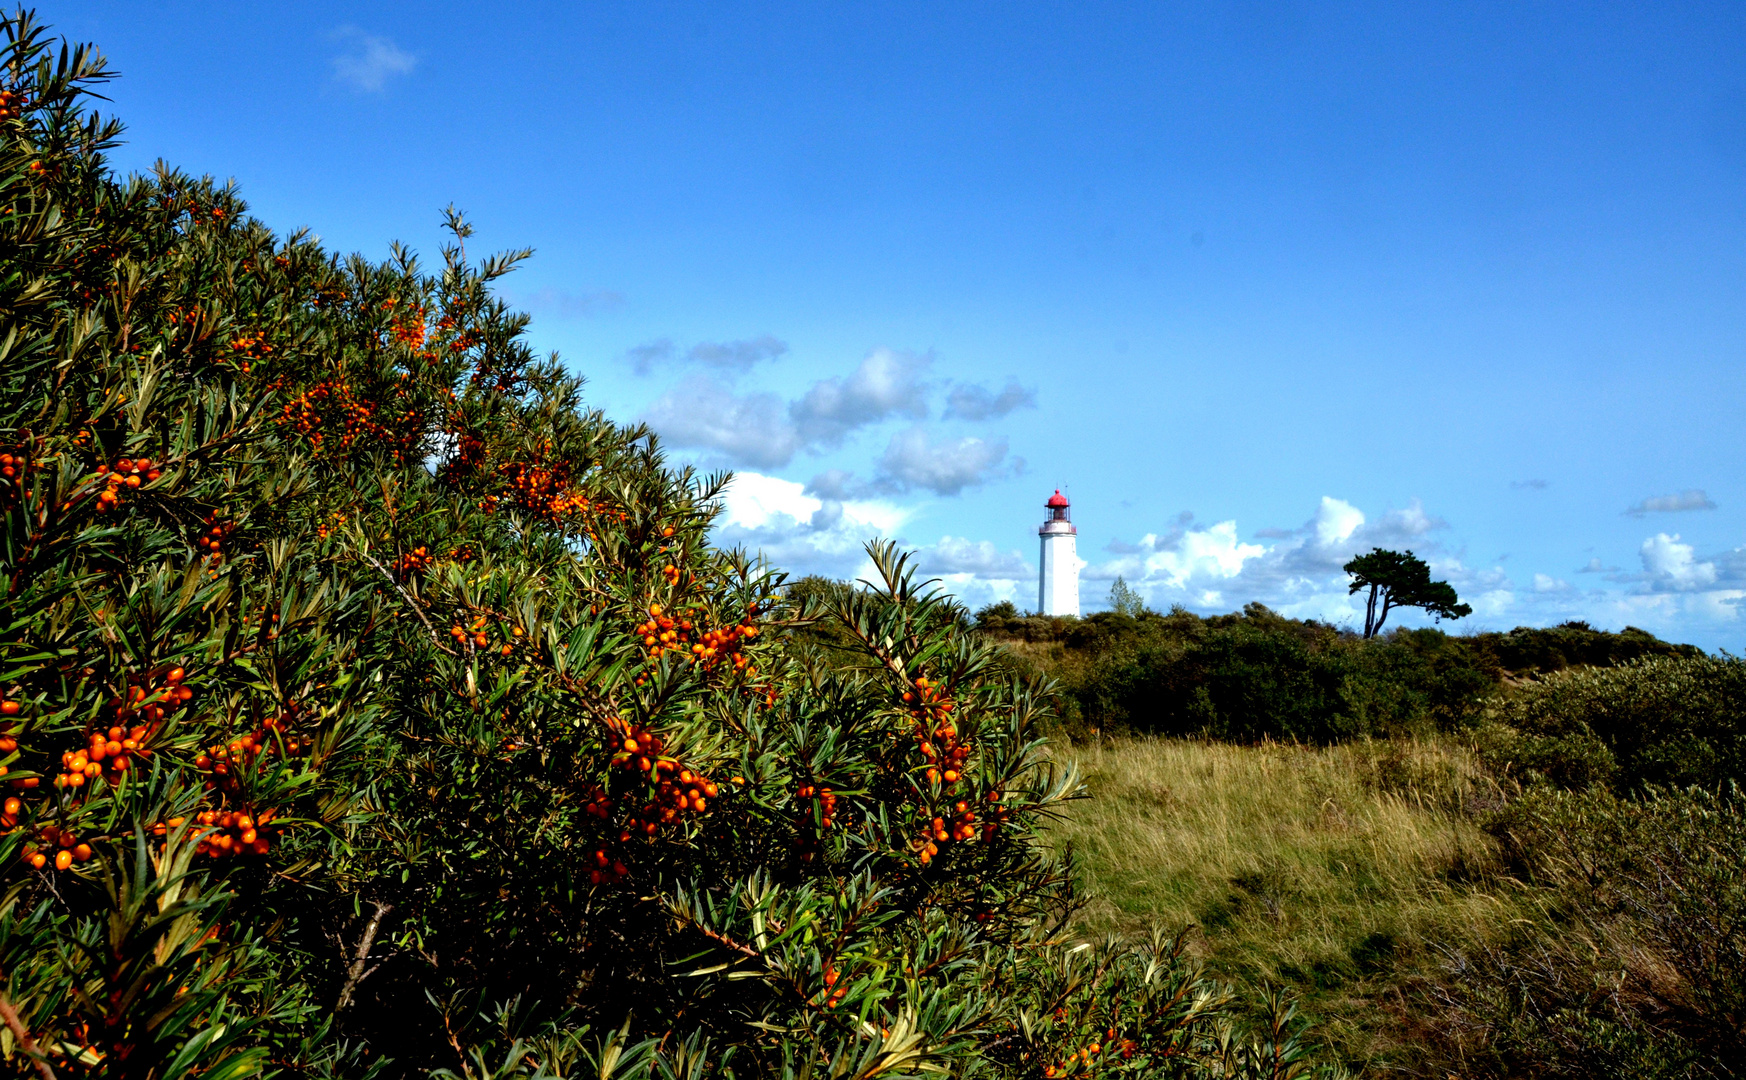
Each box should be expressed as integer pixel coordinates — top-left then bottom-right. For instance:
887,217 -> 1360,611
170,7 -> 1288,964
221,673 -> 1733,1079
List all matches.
641,347 -> 1035,503
944,379 -> 1037,421
643,347 -> 975,476
1082,496 -> 1484,626
915,536 -> 1031,579
1625,489 -> 1717,517
708,471 -> 911,580
1533,573 -> 1574,594
627,335 -> 788,376
874,428 -> 1015,496
641,376 -> 799,468
791,348 -> 932,449
1638,533 -> 1719,591
331,28 -> 416,92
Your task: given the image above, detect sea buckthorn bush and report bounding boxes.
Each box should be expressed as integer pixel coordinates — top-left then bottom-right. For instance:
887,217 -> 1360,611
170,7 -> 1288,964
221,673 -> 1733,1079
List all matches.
0,13 -> 1338,1079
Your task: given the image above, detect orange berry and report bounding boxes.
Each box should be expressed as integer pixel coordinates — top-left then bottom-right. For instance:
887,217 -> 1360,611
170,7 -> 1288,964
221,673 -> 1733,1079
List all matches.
54,849 -> 72,871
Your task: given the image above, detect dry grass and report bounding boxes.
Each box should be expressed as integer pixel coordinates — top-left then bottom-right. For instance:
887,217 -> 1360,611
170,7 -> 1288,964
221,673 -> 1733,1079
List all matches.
1050,736 -> 1524,1069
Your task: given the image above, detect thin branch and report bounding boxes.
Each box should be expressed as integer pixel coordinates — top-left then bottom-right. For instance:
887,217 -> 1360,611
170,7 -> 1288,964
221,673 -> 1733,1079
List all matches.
694,922 -> 763,960
0,991 -> 57,1080
361,553 -> 454,654
335,901 -> 394,1012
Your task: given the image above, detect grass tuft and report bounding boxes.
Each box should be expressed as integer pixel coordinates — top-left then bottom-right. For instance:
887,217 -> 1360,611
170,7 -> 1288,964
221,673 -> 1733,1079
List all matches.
1053,736 -> 1527,1069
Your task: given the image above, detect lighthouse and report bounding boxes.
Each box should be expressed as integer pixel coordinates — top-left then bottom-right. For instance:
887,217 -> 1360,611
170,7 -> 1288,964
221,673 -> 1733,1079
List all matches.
1038,489 -> 1079,616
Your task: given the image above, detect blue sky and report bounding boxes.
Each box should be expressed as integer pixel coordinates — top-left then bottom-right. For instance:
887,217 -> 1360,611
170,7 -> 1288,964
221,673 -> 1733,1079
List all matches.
54,1 -> 1746,647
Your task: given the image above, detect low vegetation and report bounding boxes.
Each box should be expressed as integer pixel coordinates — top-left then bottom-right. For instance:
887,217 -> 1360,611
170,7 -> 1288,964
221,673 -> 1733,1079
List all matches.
1002,603 -> 1743,1076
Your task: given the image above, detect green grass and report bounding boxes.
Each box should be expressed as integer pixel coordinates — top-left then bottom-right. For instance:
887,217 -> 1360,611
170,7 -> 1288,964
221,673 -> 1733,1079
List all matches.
1051,736 -> 1527,1071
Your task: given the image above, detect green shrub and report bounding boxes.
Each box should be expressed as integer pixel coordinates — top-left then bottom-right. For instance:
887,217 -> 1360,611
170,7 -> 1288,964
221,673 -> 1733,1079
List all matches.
1032,606 -> 1491,743
1423,786 -> 1746,1077
1479,655 -> 1746,791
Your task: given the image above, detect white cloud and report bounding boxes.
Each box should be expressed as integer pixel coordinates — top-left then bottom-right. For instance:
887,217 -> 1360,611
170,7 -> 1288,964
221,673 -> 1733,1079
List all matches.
1625,489 -> 1717,517
710,471 -> 911,580
642,347 -> 947,471
791,348 -> 932,449
915,536 -> 1030,579
1142,520 -> 1266,589
943,379 -> 1037,421
1533,573 -> 1573,594
642,376 -> 799,468
627,335 -> 787,376
331,28 -> 416,92
1312,496 -> 1364,548
1638,533 -> 1719,591
873,428 -> 1014,496
1084,496 -> 1482,629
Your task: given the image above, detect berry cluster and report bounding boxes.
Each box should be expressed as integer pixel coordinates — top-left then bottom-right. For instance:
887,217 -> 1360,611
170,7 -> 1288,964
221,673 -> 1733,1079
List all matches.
2,710 -> 36,789
395,545 -> 433,576
389,305 -> 428,350
225,330 -> 274,373
633,604 -> 762,673
497,459 -> 590,522
633,604 -> 689,661
20,824 -> 92,871
450,615 -> 490,649
56,720 -> 158,789
821,965 -> 847,1009
94,456 -> 162,512
194,513 -> 235,566
912,793 -> 1000,866
904,677 -> 968,786
580,724 -> 721,885
193,704 -> 312,797
53,667 -> 188,789
280,376 -> 422,460
796,783 -> 838,827
438,433 -> 486,486
980,790 -> 1010,842
0,87 -> 24,122
794,782 -> 839,864
186,807 -> 277,858
1041,1029 -> 1137,1076
0,449 -> 36,512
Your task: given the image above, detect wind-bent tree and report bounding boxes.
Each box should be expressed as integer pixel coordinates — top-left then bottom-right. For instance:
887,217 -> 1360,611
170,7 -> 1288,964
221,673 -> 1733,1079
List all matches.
1343,548 -> 1472,638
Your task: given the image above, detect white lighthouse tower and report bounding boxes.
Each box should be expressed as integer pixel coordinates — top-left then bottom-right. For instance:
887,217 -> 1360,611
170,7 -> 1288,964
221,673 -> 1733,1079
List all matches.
1038,489 -> 1079,616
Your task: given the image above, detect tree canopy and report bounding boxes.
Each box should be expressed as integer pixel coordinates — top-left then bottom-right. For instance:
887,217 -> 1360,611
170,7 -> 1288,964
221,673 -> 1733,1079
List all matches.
1342,548 -> 1472,639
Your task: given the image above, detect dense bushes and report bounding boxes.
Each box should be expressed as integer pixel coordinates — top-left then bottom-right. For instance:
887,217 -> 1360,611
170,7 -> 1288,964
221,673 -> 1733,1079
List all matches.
0,14 -> 1350,1079
974,602 -> 1696,744
1478,655 -> 1746,792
